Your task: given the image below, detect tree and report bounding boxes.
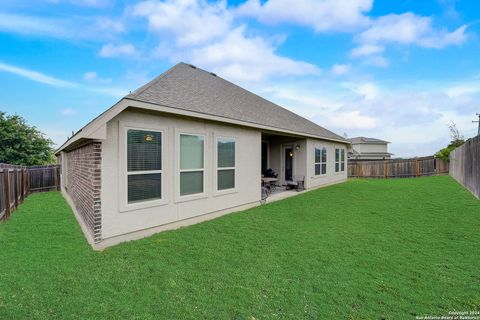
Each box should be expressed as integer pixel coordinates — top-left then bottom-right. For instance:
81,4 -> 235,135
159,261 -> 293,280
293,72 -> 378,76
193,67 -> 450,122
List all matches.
435,121 -> 465,162
0,111 -> 55,165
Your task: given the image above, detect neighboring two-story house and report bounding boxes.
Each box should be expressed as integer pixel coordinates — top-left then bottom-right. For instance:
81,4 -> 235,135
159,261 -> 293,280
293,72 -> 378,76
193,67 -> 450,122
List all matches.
348,137 -> 392,160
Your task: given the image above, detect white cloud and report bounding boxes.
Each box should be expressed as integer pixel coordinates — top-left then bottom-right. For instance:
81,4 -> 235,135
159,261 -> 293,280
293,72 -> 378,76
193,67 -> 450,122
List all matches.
42,128 -> 73,148
364,56 -> 389,68
0,13 -> 69,38
132,0 -> 232,46
83,71 -> 112,83
348,12 -> 467,68
99,43 -> 137,57
355,13 -> 467,51
326,110 -> 378,129
259,82 -> 343,119
350,44 -> 384,57
236,0 -> 372,32
88,87 -> 130,97
47,0 -> 112,6
129,0 -> 321,84
84,72 -> 97,81
447,84 -> 480,97
0,61 -> 131,98
266,78 -> 479,156
344,82 -> 380,100
187,26 -> 320,83
331,64 -> 351,75
95,17 -> 124,33
0,62 -> 76,87
61,108 -> 77,116
0,12 -> 124,40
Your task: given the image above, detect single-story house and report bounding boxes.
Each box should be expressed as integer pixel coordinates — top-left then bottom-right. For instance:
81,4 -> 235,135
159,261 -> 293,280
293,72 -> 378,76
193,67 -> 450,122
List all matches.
56,62 -> 349,249
348,136 -> 392,160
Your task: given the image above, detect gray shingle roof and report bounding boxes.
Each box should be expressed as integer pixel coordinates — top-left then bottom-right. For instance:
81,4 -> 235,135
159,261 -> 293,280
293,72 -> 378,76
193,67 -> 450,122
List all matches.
126,62 -> 346,142
349,137 -> 390,144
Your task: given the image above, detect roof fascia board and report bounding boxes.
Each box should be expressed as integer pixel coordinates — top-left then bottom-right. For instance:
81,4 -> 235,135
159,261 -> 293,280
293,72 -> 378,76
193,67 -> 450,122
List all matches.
126,98 -> 350,144
57,98 -> 349,153
56,99 -> 130,153
351,139 -> 390,144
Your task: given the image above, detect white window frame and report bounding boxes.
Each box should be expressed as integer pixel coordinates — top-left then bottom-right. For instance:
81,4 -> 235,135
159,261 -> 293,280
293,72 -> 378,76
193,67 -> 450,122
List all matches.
335,147 -> 346,173
314,145 -> 327,176
119,124 -> 167,213
177,132 -> 207,202
214,136 -> 237,195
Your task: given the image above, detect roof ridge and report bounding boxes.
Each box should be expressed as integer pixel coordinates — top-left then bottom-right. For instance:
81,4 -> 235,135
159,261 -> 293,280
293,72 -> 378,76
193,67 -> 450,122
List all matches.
187,64 -> 346,141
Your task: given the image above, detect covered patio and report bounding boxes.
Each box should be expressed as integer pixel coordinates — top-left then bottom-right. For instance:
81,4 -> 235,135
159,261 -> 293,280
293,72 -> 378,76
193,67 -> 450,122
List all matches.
260,131 -> 307,200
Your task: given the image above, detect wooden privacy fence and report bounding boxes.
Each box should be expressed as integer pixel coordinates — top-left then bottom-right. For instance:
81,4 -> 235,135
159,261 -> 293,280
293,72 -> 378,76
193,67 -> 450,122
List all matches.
0,163 -> 61,222
348,156 -> 449,178
449,136 -> 480,199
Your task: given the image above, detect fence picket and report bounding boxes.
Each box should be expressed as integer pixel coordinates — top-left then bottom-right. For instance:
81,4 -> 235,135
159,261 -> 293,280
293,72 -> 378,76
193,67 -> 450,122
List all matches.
348,156 -> 448,178
3,169 -> 11,219
450,136 -> 480,199
0,164 -> 61,222
13,169 -> 19,210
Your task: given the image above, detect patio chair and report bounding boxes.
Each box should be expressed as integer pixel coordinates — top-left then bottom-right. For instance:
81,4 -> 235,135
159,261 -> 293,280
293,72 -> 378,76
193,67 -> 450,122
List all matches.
286,175 -> 305,192
261,185 -> 269,204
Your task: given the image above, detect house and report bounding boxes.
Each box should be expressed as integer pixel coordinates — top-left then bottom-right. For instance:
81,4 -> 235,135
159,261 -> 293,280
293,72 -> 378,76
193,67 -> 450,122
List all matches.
56,62 -> 349,249
348,137 -> 392,160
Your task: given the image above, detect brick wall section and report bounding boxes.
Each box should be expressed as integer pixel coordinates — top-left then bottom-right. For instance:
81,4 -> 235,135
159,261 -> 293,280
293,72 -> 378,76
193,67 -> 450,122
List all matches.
66,141 -> 102,242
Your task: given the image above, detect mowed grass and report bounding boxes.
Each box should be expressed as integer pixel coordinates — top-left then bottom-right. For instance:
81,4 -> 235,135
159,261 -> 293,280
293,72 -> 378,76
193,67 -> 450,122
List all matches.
0,176 -> 479,319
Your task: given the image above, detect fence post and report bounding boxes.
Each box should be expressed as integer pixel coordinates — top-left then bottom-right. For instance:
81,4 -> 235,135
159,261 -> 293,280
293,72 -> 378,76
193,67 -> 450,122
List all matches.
357,162 -> 361,177
56,166 -> 61,191
415,159 -> 419,177
13,169 -> 19,210
3,169 -> 11,219
19,169 -> 24,204
384,160 -> 387,179
26,168 -> 30,195
23,169 -> 27,197
23,168 -> 27,195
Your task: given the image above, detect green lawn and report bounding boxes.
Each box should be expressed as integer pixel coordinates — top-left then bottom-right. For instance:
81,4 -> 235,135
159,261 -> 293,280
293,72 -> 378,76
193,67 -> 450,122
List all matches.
0,176 -> 479,319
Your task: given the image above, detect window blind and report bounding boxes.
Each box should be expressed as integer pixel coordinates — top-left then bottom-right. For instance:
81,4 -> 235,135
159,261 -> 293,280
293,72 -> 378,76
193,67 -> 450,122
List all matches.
127,130 -> 162,172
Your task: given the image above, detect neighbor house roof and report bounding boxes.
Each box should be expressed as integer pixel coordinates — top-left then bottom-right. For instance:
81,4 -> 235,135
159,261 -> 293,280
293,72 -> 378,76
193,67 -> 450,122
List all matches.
349,136 -> 390,144
57,62 -> 348,153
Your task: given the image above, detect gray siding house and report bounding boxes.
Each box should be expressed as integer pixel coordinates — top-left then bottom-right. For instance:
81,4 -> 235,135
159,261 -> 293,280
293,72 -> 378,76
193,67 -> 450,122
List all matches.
56,62 -> 349,249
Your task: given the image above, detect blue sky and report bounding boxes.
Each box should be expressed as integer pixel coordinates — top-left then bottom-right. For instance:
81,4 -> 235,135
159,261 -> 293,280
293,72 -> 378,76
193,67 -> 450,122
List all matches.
0,0 -> 479,157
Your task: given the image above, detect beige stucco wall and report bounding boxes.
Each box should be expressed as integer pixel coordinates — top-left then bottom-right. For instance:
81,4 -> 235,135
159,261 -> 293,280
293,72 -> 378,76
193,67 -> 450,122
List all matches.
353,143 -> 388,154
100,109 -> 261,240
267,140 -> 281,175
305,138 -> 348,189
94,107 -> 349,242
264,136 -> 307,185
262,136 -> 346,188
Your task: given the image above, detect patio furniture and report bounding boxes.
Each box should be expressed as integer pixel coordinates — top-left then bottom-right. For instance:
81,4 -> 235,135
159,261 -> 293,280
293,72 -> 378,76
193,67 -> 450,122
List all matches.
262,177 -> 278,193
286,175 -> 305,192
261,186 -> 269,204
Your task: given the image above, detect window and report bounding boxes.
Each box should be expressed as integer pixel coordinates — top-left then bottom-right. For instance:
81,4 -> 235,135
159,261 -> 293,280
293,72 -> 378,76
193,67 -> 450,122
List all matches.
335,148 -> 345,172
127,129 -> 162,204
180,134 -> 205,196
314,146 -> 327,175
217,137 -> 235,191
